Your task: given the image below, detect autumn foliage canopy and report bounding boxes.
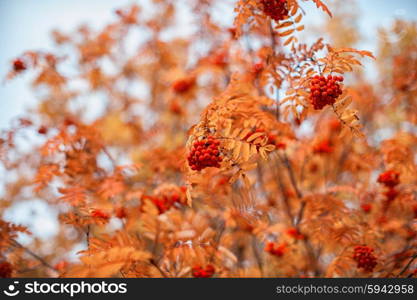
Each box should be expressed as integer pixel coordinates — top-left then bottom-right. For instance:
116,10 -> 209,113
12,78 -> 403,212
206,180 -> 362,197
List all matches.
1,0 -> 417,278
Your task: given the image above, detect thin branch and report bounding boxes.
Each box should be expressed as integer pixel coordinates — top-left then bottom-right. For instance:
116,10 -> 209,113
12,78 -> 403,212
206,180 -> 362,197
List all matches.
12,240 -> 56,272
396,252 -> 417,277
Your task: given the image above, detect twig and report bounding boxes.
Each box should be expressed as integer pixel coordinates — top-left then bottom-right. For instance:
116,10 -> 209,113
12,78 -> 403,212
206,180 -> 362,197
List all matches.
251,235 -> 264,276
280,153 -> 303,199
150,259 -> 168,278
103,147 -> 116,167
12,240 -> 56,272
396,252 -> 417,277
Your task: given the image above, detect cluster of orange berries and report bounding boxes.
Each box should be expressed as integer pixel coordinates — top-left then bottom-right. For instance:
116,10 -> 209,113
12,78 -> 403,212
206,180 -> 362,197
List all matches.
265,242 -> 287,257
353,245 -> 377,272
0,261 -> 13,278
192,265 -> 215,278
260,0 -> 289,22
151,194 -> 183,214
309,75 -> 344,110
143,187 -> 186,214
377,170 -> 400,206
188,136 -> 222,171
377,170 -> 400,188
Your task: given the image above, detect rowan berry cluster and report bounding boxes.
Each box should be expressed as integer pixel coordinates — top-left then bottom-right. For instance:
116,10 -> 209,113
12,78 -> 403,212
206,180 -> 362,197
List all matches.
353,245 -> 377,272
260,0 -> 289,22
192,265 -> 215,278
309,75 -> 344,110
0,261 -> 13,278
265,242 -> 287,257
187,136 -> 222,171
378,170 -> 400,207
152,194 -> 182,214
377,170 -> 400,188
143,189 -> 186,214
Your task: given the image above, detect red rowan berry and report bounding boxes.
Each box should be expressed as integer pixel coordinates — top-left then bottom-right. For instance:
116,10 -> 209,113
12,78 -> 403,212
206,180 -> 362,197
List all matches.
413,204 -> 417,219
169,101 -> 182,115
252,62 -> 264,75
275,141 -> 286,150
309,74 -> 344,110
172,76 -> 195,94
284,188 -> 296,198
0,261 -> 12,278
13,58 -> 26,72
353,245 -> 377,272
265,242 -> 287,257
286,227 -> 304,240
115,207 -> 127,219
361,203 -> 372,213
54,260 -> 69,271
64,118 -> 76,127
90,209 -> 110,219
151,196 -> 169,214
228,27 -> 237,39
217,176 -> 230,186
187,136 -> 222,171
384,187 -> 398,203
329,119 -> 342,131
171,192 -> 180,203
38,126 -> 48,135
377,170 -> 400,188
211,51 -> 228,68
309,163 -> 319,173
260,0 -> 289,22
192,265 -> 215,278
313,139 -> 333,154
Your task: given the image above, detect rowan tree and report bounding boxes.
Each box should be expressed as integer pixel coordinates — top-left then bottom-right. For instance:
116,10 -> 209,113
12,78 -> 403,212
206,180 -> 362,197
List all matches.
0,0 -> 416,278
